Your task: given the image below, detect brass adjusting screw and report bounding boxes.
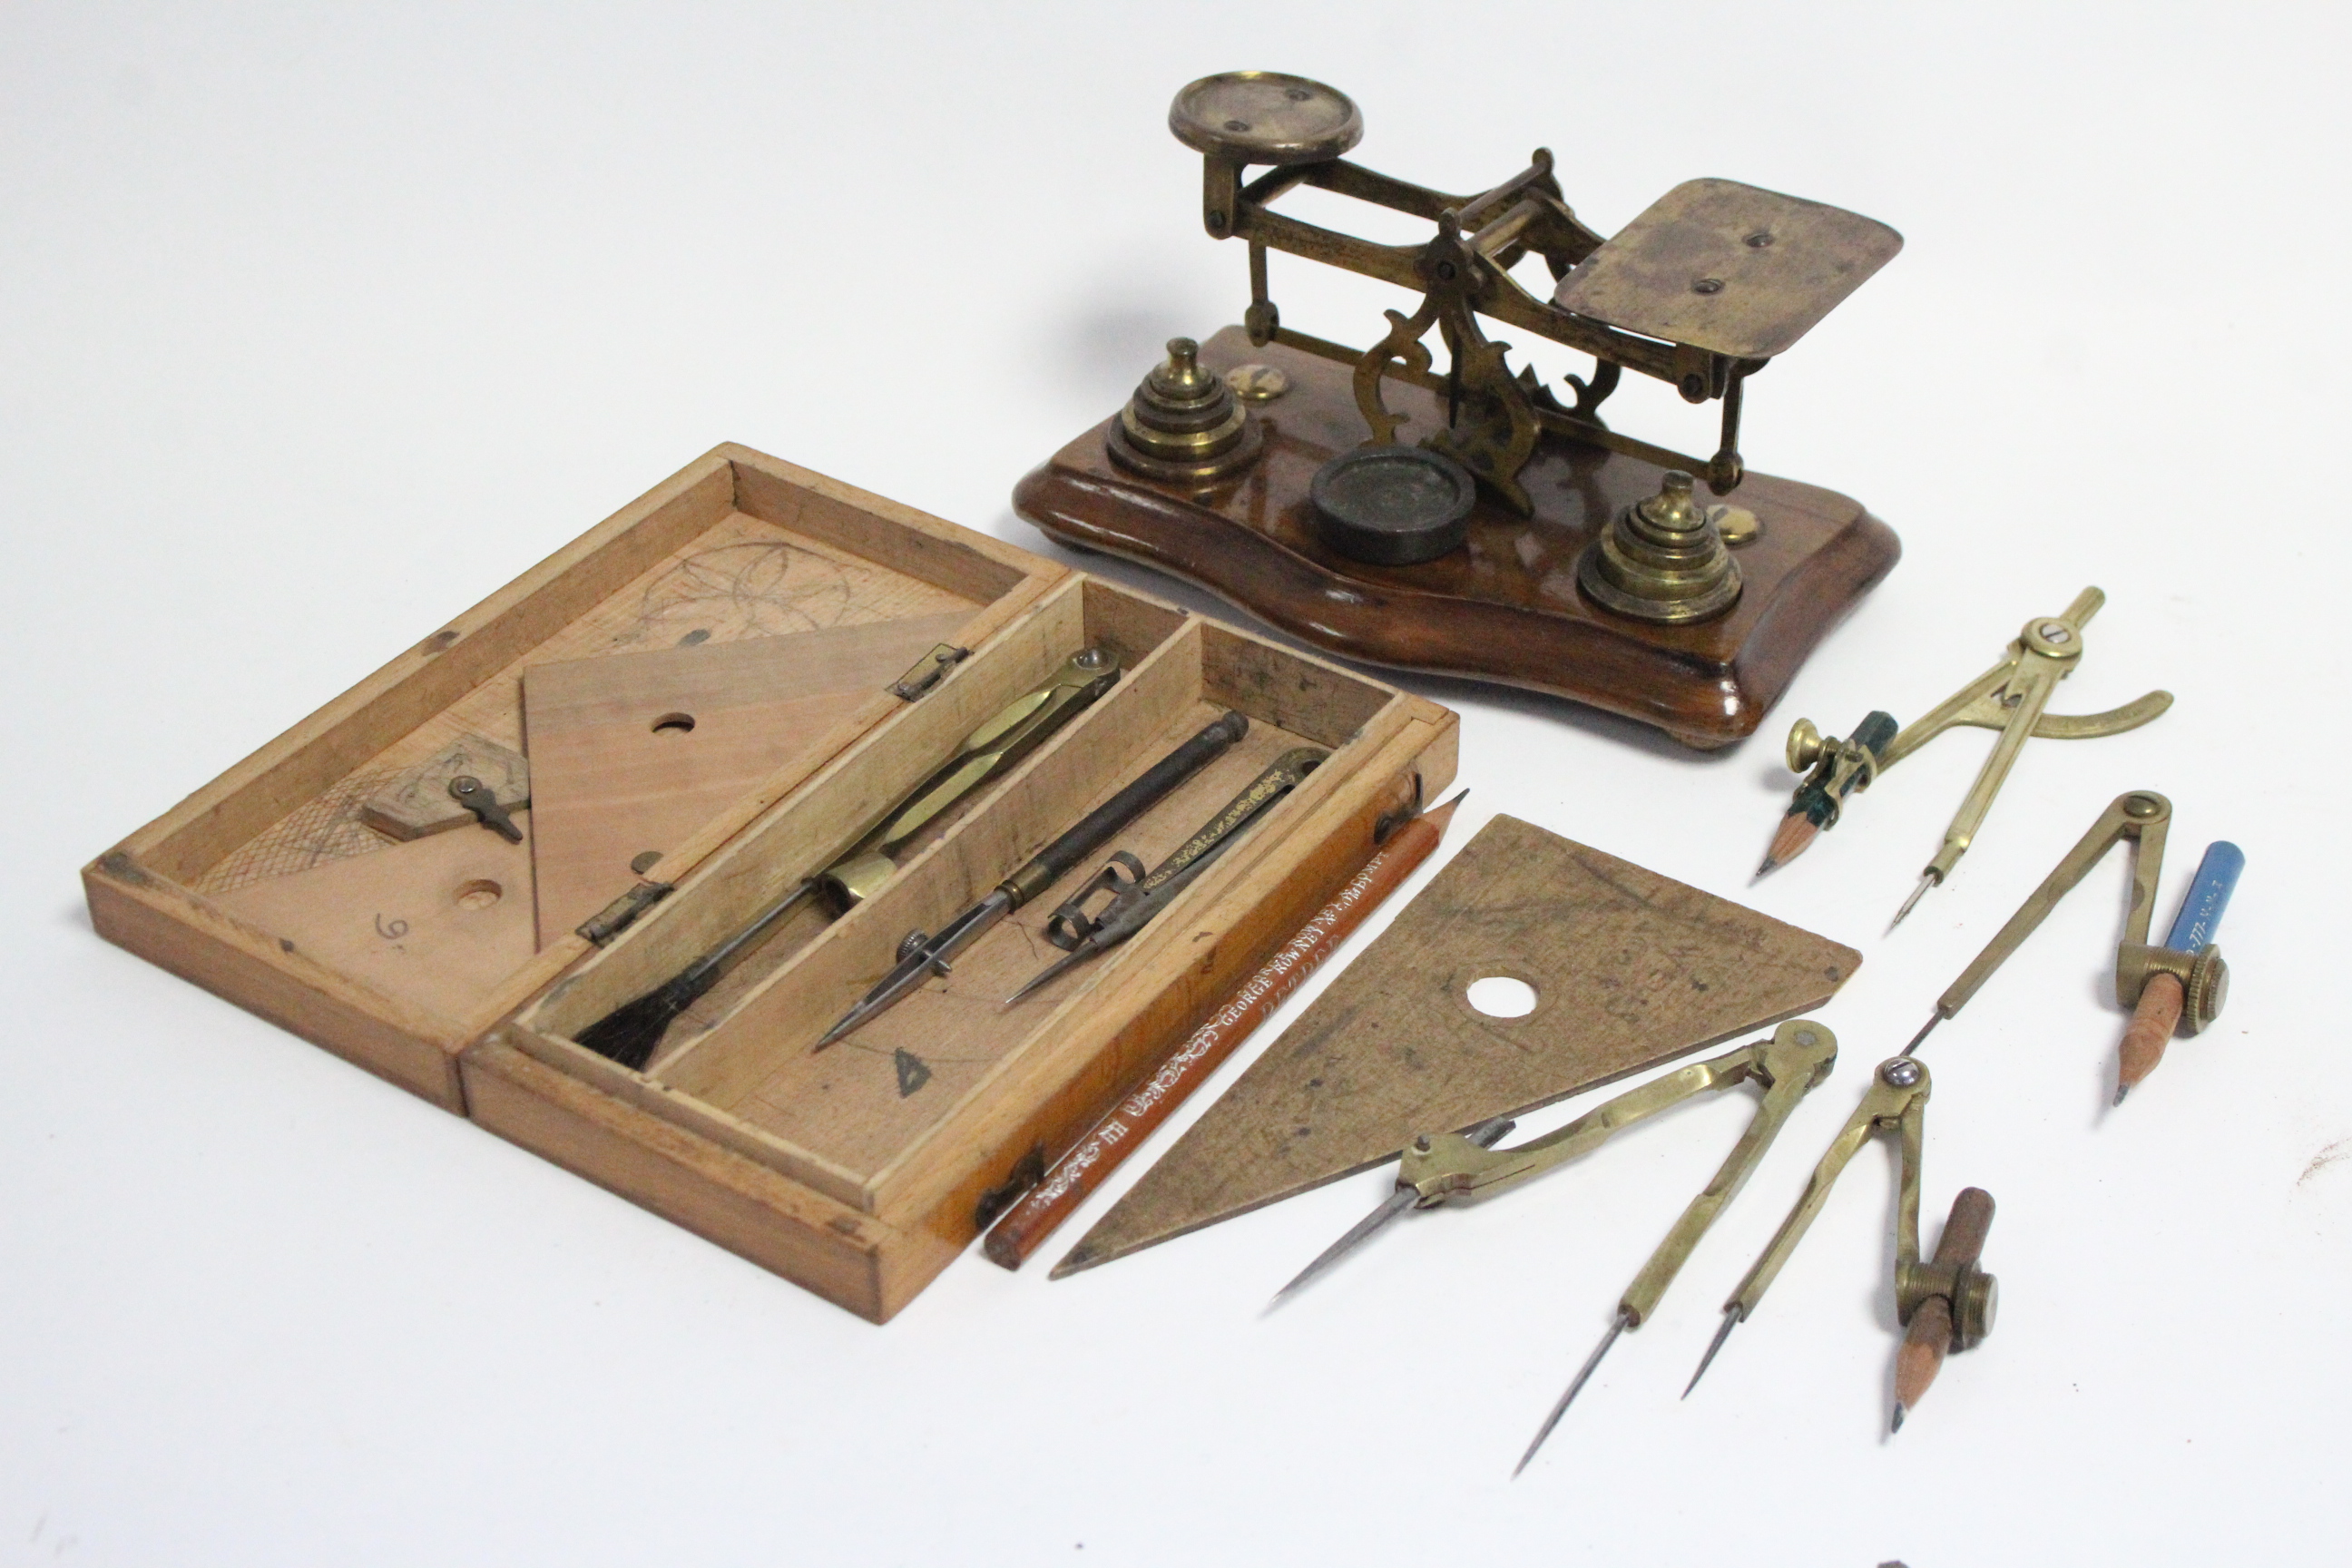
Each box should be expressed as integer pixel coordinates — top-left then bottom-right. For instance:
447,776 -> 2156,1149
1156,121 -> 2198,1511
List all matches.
1576,469 -> 1743,623
1106,337 -> 1265,484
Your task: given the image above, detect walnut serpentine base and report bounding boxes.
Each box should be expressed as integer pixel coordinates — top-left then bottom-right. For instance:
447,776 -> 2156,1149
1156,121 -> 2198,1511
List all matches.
1014,327 -> 1900,750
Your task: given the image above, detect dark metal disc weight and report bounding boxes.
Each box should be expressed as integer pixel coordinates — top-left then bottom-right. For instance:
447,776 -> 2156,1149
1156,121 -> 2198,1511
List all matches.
1308,446 -> 1476,566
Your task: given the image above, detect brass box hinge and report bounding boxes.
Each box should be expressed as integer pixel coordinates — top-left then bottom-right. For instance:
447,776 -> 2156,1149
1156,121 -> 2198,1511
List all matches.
889,643 -> 970,701
576,881 -> 674,946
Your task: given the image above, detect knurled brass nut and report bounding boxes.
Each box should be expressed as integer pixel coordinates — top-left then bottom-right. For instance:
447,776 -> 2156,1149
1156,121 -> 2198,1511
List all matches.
2184,948 -> 2229,1033
1952,1266 -> 1998,1350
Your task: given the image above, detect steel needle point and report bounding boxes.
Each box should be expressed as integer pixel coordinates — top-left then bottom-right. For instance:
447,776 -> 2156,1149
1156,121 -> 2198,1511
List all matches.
1902,1013 -> 1943,1054
1890,869 -> 1936,929
1264,1116 -> 1516,1312
1263,1188 -> 1416,1313
1683,1307 -> 1740,1398
1515,1309 -> 1628,1476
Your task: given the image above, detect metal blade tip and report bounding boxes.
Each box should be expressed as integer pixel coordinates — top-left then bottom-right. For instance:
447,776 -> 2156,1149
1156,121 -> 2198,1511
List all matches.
1004,953 -> 1083,1007
1890,871 -> 1937,929
1264,1188 -> 1416,1312
810,1010 -> 862,1052
1683,1308 -> 1740,1399
1515,1313 -> 1625,1475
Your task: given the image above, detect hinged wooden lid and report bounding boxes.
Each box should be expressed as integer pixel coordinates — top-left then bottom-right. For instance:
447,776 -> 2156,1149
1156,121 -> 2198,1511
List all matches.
83,444 -> 1067,1109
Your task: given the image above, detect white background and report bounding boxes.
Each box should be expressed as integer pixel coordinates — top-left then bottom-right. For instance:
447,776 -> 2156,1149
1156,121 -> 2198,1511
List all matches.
5,5 -> 2346,1563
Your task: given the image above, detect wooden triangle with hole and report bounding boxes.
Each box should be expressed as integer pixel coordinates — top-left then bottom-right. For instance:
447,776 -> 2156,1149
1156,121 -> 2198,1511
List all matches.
523,613 -> 970,947
1053,813 -> 1860,1277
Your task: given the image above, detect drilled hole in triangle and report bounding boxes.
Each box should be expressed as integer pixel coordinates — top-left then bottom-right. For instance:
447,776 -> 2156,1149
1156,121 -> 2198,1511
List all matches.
1465,975 -> 1537,1018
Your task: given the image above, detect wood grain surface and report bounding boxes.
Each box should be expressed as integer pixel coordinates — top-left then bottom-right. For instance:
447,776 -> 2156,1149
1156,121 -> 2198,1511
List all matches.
211,819 -> 538,1028
1058,812 -> 1861,1273
983,793 -> 1455,1269
358,733 -> 531,840
1012,327 -> 1901,749
93,445 -> 1059,1110
522,612 -> 971,946
196,505 -> 983,898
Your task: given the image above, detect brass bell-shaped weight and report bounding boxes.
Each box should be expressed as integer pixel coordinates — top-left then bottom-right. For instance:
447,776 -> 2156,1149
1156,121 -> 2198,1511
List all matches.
1106,338 -> 1265,484
1576,470 -> 1743,623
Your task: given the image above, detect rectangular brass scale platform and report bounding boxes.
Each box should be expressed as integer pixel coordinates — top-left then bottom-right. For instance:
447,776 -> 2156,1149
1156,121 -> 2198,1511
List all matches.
1014,72 -> 1904,749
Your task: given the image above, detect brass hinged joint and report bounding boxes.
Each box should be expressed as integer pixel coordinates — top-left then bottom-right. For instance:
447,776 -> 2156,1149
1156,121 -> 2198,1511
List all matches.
576,880 -> 675,946
888,643 -> 971,701
1702,1054 -> 1998,1372
1928,790 -> 2228,1037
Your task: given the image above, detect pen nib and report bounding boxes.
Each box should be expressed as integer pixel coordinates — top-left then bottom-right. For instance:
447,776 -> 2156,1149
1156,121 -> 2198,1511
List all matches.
1683,1307 -> 1740,1399
1890,870 -> 1938,930
1004,950 -> 1086,1008
812,1004 -> 867,1052
1515,1310 -> 1628,1477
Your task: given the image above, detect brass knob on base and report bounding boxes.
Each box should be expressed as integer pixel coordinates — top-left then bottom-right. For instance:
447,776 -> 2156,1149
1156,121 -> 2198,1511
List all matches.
1107,338 -> 1265,484
1576,470 -> 1743,623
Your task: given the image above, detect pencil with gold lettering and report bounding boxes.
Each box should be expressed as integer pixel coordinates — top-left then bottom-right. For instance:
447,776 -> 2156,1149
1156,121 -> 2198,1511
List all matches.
981,789 -> 1466,1273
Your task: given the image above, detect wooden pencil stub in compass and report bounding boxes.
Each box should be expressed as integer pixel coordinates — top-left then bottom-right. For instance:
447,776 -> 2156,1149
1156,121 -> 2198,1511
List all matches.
1577,470 -> 1743,623
1107,337 -> 1265,484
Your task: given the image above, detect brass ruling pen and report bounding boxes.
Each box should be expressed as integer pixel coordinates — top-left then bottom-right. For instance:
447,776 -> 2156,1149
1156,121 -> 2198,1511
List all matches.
1757,588 -> 2171,926
815,710 -> 1250,1051
1004,746 -> 1328,1006
1267,1021 -> 1838,1475
572,647 -> 1122,1068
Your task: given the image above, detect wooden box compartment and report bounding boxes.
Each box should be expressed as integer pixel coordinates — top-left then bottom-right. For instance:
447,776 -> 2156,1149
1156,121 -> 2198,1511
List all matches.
484,577 -> 1457,1320
83,444 -> 1059,1111
84,441 -> 1457,1323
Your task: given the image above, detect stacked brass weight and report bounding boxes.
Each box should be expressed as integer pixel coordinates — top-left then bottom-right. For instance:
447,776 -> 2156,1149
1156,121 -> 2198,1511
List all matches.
1577,470 -> 1742,623
1107,338 -> 1264,483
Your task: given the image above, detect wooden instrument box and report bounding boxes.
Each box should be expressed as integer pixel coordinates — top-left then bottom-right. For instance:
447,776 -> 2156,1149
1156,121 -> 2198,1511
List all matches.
83,444 -> 1457,1321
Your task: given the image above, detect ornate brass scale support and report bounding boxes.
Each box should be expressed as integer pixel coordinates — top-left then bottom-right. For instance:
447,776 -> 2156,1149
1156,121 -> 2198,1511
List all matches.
1175,72 -> 1898,521
1014,71 -> 1909,746
1216,142 -> 1719,509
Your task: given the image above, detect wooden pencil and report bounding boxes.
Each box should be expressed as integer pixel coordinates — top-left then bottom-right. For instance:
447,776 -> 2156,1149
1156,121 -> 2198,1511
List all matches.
1892,1185 -> 1997,1431
2114,971 -> 2185,1104
980,792 -> 1465,1270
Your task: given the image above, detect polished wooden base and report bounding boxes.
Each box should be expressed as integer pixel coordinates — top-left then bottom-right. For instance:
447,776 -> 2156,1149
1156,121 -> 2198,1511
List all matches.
1014,327 -> 1900,749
